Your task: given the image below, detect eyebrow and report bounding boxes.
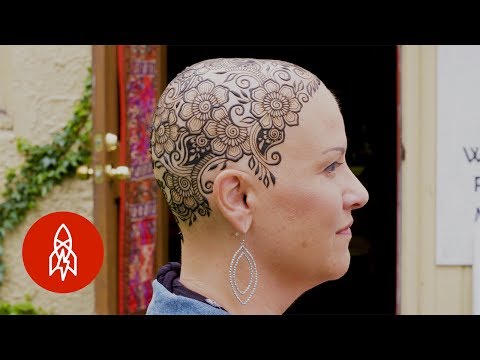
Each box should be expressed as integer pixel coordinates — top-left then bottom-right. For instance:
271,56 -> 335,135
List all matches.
322,146 -> 346,155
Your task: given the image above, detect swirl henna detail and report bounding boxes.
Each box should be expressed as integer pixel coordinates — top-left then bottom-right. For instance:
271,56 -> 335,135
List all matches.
150,58 -> 322,225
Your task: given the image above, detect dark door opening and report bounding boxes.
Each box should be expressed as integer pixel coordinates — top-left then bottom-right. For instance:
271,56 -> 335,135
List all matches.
165,46 -> 398,314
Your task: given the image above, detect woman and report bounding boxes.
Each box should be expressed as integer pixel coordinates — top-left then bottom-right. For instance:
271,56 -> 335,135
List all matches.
147,58 -> 369,315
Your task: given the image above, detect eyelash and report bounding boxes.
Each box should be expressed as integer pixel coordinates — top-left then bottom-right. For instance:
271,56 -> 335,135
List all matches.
325,161 -> 344,173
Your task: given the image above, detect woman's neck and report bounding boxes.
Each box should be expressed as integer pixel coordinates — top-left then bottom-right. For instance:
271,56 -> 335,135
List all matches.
178,233 -> 306,315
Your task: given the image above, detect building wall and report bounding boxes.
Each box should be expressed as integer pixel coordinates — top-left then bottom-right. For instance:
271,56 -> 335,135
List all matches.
400,45 -> 472,314
0,45 -> 94,314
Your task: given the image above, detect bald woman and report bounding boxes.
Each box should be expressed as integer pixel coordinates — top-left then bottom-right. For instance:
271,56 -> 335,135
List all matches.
147,58 -> 368,315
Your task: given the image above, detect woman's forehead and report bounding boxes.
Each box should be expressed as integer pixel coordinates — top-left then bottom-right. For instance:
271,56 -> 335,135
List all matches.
275,93 -> 347,161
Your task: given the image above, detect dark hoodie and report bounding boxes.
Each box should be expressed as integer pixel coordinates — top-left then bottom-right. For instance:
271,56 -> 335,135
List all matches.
146,262 -> 228,315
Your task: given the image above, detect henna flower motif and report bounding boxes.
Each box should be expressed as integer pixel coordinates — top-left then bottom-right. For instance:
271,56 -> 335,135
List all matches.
257,127 -> 284,155
163,171 -> 204,210
151,107 -> 180,158
250,80 -> 303,130
204,108 -> 251,161
179,80 -> 229,133
187,134 -> 211,161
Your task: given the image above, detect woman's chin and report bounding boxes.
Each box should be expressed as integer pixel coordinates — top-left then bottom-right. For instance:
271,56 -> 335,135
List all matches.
328,255 -> 351,281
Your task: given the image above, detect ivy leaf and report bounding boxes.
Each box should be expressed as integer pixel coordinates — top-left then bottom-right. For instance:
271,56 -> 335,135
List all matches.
41,156 -> 57,168
12,191 -> 21,201
4,220 -> 13,230
16,138 -> 30,154
5,168 -> 16,182
54,137 -> 67,148
9,211 -> 19,223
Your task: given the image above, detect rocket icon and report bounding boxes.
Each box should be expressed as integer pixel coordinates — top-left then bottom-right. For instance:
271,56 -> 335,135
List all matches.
48,223 -> 78,281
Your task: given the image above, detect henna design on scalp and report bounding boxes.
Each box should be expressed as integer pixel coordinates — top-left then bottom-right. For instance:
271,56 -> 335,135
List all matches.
150,58 -> 322,225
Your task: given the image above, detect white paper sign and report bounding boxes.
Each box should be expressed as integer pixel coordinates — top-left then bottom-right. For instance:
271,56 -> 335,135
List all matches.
436,45 -> 480,265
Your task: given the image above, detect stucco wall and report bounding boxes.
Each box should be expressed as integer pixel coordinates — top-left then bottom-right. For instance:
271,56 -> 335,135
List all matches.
0,45 -> 94,314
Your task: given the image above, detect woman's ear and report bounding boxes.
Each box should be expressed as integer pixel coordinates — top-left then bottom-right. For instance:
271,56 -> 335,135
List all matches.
212,169 -> 253,234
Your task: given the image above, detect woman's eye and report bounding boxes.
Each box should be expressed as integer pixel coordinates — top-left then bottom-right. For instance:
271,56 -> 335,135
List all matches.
325,161 -> 344,173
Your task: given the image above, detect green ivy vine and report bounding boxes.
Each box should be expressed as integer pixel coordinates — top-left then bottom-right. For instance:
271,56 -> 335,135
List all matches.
0,294 -> 49,315
0,68 -> 93,285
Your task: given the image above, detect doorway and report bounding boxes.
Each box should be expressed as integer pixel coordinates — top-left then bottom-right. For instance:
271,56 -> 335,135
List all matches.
165,46 -> 398,314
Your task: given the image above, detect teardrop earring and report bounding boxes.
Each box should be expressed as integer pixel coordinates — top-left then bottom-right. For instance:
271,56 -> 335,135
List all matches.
229,231 -> 258,305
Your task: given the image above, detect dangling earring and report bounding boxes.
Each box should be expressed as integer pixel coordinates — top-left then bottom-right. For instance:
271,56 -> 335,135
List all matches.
229,231 -> 258,305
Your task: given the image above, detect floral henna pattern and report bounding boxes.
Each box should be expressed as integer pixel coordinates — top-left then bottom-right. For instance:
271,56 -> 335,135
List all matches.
250,79 -> 302,130
150,58 -> 322,225
179,79 -> 229,133
151,107 -> 181,158
163,171 -> 207,222
204,107 -> 251,161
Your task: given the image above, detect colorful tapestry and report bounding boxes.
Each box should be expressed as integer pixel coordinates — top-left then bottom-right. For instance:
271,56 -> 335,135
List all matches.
117,45 -> 162,314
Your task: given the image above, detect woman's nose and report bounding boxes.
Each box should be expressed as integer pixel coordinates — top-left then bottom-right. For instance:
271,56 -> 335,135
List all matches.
343,170 -> 369,210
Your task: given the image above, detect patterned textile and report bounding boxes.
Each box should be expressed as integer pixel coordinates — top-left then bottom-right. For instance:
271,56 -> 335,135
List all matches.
117,45 -> 162,314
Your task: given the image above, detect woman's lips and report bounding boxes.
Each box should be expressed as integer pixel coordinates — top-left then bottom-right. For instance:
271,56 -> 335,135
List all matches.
336,227 -> 352,235
336,221 -> 353,235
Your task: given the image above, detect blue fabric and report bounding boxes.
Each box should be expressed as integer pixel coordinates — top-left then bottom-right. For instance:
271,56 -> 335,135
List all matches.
146,280 -> 229,315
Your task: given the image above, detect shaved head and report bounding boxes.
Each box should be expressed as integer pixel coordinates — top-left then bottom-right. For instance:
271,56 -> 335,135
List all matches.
150,58 -> 322,225
147,57 -> 369,314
